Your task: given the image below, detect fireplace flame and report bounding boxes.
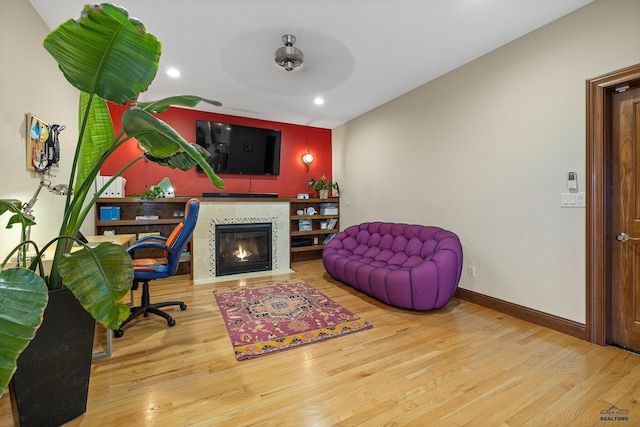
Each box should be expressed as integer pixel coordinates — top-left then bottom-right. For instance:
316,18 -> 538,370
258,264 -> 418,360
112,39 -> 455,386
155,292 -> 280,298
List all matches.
233,244 -> 251,261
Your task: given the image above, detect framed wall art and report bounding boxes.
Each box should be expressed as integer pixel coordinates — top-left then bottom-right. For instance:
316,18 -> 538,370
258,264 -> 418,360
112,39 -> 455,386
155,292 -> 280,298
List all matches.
26,112 -> 63,172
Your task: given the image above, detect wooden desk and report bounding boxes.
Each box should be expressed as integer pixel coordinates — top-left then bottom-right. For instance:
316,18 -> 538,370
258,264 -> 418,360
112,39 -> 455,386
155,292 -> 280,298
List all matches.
86,233 -> 136,248
16,233 -> 136,265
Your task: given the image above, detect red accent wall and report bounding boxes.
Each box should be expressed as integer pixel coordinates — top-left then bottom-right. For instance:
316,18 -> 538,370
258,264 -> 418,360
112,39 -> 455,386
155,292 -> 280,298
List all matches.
102,104 -> 332,197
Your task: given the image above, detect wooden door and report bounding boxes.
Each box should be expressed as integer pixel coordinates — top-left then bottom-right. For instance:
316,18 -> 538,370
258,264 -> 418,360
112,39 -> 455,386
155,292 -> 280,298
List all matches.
611,85 -> 640,351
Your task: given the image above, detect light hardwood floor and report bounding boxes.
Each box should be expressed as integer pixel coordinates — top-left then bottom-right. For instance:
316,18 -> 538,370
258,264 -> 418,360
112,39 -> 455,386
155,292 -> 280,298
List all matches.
1,259 -> 639,426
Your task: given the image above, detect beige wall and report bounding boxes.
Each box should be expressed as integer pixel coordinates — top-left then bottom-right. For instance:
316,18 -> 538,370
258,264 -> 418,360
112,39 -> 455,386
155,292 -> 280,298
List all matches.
0,0 -> 90,258
333,0 -> 640,323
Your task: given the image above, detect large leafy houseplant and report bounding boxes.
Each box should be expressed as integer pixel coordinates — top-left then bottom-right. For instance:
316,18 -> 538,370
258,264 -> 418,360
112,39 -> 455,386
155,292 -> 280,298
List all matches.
0,3 -> 224,396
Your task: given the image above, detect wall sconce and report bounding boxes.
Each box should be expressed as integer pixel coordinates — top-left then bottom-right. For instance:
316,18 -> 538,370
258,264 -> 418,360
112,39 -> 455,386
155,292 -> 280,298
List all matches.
302,152 -> 314,172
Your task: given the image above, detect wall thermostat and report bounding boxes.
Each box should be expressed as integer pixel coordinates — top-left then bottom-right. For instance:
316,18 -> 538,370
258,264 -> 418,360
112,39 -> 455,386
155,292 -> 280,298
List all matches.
568,171 -> 577,190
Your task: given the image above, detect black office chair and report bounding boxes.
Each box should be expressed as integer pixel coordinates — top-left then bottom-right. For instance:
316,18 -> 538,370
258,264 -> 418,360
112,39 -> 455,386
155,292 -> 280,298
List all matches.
114,198 -> 200,337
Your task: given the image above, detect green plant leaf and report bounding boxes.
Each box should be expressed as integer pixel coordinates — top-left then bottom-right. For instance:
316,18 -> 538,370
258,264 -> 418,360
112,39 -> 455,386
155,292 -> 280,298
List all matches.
0,199 -> 34,230
0,268 -> 48,394
143,144 -> 210,170
138,96 -> 222,114
58,243 -> 133,330
122,106 -> 225,189
43,3 -> 161,105
76,92 -> 115,190
122,107 -> 188,158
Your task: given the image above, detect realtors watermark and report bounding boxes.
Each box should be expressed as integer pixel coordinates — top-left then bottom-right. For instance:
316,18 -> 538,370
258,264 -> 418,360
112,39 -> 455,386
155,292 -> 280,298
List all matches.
600,405 -> 629,422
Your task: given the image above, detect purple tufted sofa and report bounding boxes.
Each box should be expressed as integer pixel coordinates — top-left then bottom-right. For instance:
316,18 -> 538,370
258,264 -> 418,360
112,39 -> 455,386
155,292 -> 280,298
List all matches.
322,222 -> 463,310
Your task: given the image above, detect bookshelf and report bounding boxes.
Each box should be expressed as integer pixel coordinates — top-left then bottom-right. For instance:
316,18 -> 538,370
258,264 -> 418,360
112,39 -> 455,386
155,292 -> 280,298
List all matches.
288,197 -> 340,263
96,196 -> 340,270
95,197 -> 193,275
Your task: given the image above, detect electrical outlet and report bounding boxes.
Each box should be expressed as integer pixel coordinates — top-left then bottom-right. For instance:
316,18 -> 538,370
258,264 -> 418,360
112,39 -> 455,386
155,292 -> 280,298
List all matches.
467,265 -> 476,278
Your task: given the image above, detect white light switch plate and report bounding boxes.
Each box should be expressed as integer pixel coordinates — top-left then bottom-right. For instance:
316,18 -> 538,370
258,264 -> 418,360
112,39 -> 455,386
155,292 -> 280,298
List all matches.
561,192 -> 585,208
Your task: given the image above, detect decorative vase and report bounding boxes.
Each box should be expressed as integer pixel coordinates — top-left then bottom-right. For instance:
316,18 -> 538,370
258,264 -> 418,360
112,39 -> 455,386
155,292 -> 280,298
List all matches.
319,189 -> 329,199
9,287 -> 96,427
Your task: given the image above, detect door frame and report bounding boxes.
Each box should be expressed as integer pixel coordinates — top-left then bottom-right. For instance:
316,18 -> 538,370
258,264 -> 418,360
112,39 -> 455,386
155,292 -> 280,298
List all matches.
586,63 -> 640,345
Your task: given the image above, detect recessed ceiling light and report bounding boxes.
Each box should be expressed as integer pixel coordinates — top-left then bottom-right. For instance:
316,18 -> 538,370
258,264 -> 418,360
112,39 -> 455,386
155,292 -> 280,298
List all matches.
314,97 -> 324,105
166,68 -> 181,78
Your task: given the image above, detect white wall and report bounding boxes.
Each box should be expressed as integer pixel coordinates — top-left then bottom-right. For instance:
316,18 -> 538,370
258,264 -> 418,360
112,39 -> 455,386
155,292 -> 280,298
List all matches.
0,0 -> 92,259
333,0 -> 640,323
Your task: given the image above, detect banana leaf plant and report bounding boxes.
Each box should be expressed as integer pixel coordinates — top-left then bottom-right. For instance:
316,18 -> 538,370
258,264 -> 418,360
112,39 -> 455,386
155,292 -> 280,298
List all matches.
0,3 -> 225,395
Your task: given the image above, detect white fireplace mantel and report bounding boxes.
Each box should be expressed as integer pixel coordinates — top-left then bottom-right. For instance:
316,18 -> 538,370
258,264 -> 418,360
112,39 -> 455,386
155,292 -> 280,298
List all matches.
192,200 -> 291,284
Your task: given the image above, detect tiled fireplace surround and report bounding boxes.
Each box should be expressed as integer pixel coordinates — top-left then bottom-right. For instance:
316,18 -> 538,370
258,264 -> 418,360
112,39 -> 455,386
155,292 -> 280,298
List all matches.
192,201 -> 291,284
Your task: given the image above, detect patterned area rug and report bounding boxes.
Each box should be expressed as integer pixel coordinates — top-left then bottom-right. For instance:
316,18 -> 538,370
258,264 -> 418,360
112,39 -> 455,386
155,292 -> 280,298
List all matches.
213,278 -> 372,360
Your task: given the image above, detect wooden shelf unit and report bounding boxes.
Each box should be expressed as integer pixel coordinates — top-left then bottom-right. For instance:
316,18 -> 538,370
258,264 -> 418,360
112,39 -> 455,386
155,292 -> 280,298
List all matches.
287,197 -> 339,263
95,197 -> 193,275
96,195 -> 340,269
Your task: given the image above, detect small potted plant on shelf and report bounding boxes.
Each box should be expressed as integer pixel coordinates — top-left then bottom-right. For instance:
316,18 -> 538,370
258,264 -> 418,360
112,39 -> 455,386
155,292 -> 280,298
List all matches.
307,175 -> 339,199
0,4 -> 225,426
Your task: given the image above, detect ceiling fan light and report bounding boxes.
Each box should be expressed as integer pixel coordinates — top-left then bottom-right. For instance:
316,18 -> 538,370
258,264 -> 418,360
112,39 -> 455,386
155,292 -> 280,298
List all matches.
275,34 -> 304,71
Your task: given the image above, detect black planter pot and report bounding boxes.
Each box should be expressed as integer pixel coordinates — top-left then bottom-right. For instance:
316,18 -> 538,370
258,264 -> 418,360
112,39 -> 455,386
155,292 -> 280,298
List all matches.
9,287 -> 96,427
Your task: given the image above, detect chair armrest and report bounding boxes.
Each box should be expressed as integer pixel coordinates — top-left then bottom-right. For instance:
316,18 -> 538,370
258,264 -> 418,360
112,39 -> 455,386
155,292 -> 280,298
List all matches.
127,240 -> 175,254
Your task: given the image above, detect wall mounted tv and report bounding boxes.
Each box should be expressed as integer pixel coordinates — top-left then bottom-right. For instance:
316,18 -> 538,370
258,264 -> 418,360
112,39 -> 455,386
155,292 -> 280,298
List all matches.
195,120 -> 281,175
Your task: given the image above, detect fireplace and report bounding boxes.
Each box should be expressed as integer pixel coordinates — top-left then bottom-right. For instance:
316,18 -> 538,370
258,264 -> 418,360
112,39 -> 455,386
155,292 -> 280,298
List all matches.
215,223 -> 272,276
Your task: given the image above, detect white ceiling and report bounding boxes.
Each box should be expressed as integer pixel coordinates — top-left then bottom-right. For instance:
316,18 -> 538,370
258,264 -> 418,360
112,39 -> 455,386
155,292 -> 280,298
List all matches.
30,0 -> 592,129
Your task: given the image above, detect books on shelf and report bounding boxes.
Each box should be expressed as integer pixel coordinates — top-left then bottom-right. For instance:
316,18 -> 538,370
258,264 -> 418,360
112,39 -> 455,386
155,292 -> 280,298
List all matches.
327,218 -> 338,229
323,233 -> 337,244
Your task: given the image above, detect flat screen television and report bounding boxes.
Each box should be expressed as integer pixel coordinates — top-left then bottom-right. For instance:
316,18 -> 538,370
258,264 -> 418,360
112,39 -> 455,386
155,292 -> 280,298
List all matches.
195,120 -> 281,175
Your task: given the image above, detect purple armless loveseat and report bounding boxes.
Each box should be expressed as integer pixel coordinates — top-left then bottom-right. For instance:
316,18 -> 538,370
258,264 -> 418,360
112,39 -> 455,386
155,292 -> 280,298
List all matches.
322,222 -> 463,310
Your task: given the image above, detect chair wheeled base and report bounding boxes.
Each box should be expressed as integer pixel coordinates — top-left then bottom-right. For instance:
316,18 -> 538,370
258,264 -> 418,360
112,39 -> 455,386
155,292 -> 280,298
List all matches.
114,280 -> 187,338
